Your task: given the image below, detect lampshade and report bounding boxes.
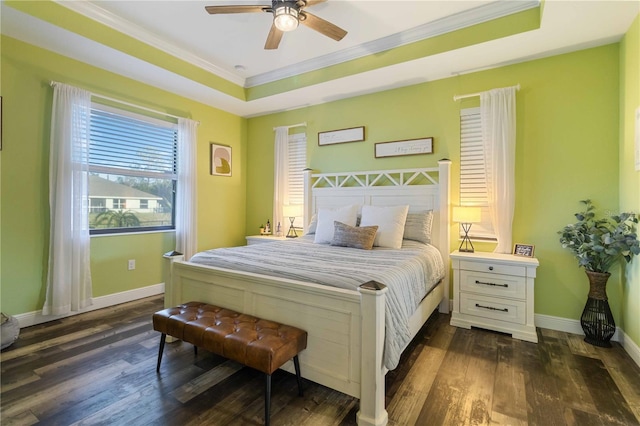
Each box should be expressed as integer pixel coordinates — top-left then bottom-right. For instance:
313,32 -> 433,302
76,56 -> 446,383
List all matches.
283,204 -> 303,218
452,206 -> 481,224
274,5 -> 299,32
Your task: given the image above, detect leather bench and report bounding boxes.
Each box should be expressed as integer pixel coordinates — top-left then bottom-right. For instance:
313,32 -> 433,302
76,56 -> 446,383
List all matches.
153,302 -> 307,426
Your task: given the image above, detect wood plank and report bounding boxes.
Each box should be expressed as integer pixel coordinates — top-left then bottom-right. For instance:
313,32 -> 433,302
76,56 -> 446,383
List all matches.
574,354 -> 638,425
415,328 -> 474,424
520,332 -> 566,425
171,360 -> 244,403
0,325 -> 112,362
491,335 -> 528,423
387,345 -> 448,425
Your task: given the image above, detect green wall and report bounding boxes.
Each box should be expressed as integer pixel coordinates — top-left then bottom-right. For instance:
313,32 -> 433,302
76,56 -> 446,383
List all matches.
0,36 -> 247,316
246,44 -> 625,336
619,14 -> 640,345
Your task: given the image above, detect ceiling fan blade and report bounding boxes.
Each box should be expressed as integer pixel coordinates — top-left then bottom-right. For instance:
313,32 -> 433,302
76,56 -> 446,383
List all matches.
264,23 -> 284,50
301,0 -> 327,7
300,12 -> 347,41
205,5 -> 267,14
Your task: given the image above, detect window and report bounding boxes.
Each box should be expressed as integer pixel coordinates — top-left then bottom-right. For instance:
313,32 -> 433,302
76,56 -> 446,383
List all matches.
460,107 -> 495,240
287,132 -> 306,229
89,104 -> 178,234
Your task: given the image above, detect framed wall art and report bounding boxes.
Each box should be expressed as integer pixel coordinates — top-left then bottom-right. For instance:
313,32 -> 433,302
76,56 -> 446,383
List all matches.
374,137 -> 433,158
210,143 -> 232,176
318,126 -> 365,146
513,243 -> 535,257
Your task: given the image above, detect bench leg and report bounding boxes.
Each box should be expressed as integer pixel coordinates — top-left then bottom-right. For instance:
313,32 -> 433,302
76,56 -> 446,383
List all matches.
293,355 -> 303,397
265,374 -> 271,426
156,333 -> 166,373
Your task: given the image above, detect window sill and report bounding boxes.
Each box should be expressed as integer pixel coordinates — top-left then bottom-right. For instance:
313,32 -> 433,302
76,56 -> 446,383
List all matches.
90,229 -> 175,238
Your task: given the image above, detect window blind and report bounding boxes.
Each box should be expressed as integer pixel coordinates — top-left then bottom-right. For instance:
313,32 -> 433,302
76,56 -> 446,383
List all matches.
89,108 -> 177,178
288,133 -> 306,206
460,107 -> 496,240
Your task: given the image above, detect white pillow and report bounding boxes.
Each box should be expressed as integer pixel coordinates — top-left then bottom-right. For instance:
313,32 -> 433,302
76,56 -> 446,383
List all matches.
313,205 -> 359,244
359,205 -> 409,249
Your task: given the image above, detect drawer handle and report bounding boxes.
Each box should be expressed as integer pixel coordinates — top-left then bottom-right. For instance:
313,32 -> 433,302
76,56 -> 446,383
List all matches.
475,303 -> 509,312
489,266 -> 494,271
475,280 -> 508,288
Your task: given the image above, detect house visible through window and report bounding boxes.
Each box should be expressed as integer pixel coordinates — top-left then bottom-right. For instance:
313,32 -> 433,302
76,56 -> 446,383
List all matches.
89,104 -> 178,234
459,107 -> 496,240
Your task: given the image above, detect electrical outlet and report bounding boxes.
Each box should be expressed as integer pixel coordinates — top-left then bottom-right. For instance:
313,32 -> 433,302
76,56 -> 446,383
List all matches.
128,259 -> 136,270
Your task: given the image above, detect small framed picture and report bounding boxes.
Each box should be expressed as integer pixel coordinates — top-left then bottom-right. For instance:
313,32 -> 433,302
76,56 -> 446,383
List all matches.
513,243 -> 535,257
210,143 -> 232,176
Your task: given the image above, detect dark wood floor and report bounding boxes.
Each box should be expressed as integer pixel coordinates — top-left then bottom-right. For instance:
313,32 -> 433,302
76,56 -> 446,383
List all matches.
2,295 -> 639,426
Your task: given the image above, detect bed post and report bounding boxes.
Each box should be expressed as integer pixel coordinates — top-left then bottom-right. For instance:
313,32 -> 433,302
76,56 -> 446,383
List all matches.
438,159 -> 451,314
357,281 -> 389,426
162,251 -> 184,309
303,168 -> 313,234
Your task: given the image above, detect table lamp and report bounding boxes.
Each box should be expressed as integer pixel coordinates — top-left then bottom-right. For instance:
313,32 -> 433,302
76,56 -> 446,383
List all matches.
283,204 -> 303,238
452,206 -> 481,253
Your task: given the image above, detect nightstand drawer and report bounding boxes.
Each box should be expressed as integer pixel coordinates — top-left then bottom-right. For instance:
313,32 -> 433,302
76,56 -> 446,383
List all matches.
459,260 -> 525,277
460,293 -> 526,325
460,270 -> 526,299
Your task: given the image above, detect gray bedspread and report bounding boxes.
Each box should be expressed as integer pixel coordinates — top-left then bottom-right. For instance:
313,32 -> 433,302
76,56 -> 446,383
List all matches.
189,236 -> 444,370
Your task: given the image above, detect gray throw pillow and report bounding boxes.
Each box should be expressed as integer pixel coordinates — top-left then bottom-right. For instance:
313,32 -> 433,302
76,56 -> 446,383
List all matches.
403,211 -> 434,244
331,221 -> 378,250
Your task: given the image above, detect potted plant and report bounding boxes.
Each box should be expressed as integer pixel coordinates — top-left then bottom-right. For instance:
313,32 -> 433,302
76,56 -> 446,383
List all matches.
558,200 -> 639,347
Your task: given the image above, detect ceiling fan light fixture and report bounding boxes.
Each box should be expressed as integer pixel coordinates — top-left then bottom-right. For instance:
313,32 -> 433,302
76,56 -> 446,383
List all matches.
274,4 -> 299,32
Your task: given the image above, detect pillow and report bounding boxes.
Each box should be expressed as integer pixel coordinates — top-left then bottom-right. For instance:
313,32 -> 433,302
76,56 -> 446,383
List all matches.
403,211 -> 434,244
331,221 -> 378,250
306,214 -> 317,234
359,204 -> 409,249
313,205 -> 359,244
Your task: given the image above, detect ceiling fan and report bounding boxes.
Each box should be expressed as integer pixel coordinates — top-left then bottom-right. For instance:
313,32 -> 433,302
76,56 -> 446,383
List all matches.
205,0 -> 347,50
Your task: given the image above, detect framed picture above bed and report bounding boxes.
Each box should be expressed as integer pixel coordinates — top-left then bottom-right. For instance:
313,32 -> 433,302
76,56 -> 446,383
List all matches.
210,142 -> 231,176
318,126 -> 365,146
375,137 -> 433,158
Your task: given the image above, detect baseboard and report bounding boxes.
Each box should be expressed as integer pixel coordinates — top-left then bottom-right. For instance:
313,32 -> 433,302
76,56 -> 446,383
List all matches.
14,283 -> 165,328
617,329 -> 640,367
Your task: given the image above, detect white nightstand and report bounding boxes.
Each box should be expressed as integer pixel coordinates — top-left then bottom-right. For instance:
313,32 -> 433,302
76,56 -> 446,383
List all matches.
245,235 -> 289,245
450,250 -> 539,343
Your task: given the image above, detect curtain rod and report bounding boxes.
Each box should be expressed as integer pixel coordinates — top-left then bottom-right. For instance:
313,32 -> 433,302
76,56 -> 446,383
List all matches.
50,81 -> 199,124
453,84 -> 520,101
273,122 -> 307,131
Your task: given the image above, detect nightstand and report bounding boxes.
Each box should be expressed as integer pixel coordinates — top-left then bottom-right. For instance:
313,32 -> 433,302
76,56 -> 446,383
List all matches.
245,235 -> 289,245
450,250 -> 539,343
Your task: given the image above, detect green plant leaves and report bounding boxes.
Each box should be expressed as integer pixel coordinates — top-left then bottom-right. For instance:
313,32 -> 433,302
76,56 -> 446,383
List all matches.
558,200 -> 639,273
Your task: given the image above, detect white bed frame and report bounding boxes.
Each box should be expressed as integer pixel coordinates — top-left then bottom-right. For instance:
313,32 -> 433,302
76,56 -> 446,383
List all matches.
163,160 -> 451,426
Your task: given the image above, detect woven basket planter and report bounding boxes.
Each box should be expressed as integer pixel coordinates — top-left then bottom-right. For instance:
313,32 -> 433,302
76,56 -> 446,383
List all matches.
580,271 -> 615,347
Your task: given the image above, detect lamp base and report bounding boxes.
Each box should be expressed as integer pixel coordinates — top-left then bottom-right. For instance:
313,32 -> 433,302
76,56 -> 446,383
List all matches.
286,216 -> 298,238
458,223 -> 475,253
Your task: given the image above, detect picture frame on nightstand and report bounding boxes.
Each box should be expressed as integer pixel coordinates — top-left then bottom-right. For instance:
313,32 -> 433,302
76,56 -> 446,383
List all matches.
513,243 -> 535,257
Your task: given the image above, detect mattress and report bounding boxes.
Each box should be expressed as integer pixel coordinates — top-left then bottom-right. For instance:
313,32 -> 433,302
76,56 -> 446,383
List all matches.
189,235 -> 445,369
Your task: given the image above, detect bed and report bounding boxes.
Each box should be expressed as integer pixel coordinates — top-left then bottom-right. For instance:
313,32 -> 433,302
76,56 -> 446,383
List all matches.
163,160 -> 451,426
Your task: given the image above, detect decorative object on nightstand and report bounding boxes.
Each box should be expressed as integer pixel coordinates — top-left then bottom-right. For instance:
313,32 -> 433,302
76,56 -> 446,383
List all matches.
558,199 -> 639,347
452,206 -> 481,253
450,250 -> 539,343
283,204 -> 303,238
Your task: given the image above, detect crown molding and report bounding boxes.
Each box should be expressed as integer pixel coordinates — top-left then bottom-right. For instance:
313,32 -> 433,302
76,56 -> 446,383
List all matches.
55,0 -> 246,87
246,0 -> 539,87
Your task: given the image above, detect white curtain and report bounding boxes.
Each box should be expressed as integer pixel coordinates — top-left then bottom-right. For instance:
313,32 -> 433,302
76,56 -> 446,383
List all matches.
481,86 -> 517,254
175,118 -> 199,260
273,127 -> 290,235
43,82 -> 93,315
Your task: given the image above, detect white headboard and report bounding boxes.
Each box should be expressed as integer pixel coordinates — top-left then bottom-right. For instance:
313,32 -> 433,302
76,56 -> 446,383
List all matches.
303,160 -> 452,312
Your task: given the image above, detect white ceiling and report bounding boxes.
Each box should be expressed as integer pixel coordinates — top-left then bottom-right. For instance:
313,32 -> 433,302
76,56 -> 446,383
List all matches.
2,0 -> 639,117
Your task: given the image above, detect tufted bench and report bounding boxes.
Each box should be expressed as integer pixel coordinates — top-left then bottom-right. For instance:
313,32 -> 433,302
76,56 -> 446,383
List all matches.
153,302 -> 307,426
